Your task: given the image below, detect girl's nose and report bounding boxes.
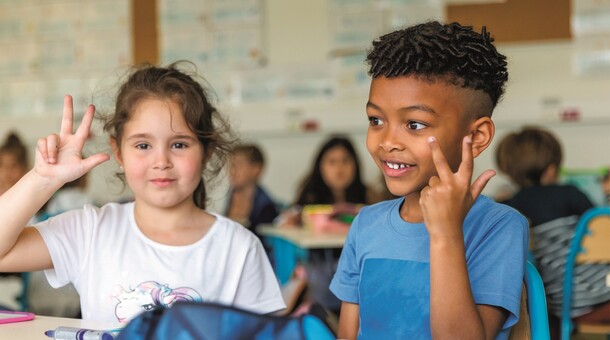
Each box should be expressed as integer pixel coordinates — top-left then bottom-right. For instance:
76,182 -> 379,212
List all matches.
153,150 -> 173,170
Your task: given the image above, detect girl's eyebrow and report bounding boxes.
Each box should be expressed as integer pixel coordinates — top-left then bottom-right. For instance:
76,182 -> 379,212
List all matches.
124,133 -> 198,141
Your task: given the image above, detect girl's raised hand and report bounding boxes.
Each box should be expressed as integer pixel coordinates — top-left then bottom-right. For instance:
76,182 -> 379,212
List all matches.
34,95 -> 110,186
419,135 -> 495,238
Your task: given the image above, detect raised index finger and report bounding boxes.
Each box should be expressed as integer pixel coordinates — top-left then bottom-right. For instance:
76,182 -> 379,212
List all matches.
457,135 -> 474,181
428,136 -> 453,180
60,95 -> 74,136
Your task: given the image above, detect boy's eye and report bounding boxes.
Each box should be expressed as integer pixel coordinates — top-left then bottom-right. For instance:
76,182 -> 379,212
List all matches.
406,121 -> 426,130
135,143 -> 150,150
368,117 -> 383,126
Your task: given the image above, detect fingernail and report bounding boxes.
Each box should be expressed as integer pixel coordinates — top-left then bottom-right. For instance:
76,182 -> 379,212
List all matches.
427,136 -> 435,143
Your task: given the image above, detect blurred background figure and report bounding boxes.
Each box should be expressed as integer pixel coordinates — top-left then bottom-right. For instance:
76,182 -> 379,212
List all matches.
225,143 -> 279,236
277,135 -> 380,316
0,131 -> 29,196
495,126 -> 593,226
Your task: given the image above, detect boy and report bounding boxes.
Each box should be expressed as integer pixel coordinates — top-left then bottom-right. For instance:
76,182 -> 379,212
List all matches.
329,21 -> 529,339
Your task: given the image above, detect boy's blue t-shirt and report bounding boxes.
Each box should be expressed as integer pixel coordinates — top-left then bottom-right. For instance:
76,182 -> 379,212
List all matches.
329,195 -> 528,340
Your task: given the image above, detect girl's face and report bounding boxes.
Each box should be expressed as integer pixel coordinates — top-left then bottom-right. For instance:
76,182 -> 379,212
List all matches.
320,146 -> 356,192
0,153 -> 27,191
113,98 -> 204,210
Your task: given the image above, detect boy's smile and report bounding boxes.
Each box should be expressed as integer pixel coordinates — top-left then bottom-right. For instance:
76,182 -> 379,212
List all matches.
366,75 -> 478,200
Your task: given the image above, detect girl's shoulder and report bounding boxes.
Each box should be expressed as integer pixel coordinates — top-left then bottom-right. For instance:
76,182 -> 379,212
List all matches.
209,213 -> 260,243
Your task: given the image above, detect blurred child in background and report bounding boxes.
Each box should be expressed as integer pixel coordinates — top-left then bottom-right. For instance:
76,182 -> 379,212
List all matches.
496,126 -> 608,339
0,132 -> 29,196
279,135 -> 380,316
224,144 -> 278,234
495,126 -> 593,226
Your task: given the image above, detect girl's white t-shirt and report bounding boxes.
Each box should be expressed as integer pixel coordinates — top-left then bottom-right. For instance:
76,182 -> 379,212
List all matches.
34,202 -> 285,323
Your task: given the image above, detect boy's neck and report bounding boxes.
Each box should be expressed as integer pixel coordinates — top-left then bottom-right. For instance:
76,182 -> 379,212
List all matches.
399,194 -> 424,223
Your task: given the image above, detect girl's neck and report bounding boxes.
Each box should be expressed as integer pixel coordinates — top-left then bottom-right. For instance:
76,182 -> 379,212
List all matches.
332,190 -> 346,203
133,199 -> 215,246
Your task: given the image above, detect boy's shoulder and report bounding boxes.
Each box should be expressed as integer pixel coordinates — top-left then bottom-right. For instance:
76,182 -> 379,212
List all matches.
467,195 -> 529,233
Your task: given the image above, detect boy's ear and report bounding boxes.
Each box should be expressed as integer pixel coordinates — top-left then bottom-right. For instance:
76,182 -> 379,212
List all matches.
109,138 -> 122,166
469,117 -> 495,158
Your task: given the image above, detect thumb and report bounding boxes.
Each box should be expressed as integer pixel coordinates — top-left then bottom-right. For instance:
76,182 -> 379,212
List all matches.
81,153 -> 110,173
470,169 -> 496,200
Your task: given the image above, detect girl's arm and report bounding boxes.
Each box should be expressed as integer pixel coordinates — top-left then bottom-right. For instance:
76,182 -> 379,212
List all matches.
0,95 -> 109,272
421,136 -> 505,339
337,302 -> 359,340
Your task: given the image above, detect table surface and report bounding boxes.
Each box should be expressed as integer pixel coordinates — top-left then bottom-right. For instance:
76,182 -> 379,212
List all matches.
257,224 -> 347,249
0,315 -> 123,339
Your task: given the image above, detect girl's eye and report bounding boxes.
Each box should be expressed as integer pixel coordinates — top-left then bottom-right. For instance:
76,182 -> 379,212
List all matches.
368,116 -> 383,126
407,121 -> 426,130
135,143 -> 150,150
172,142 -> 187,149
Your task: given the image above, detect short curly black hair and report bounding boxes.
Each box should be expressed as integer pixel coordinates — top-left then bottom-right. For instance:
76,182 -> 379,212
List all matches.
366,21 -> 508,108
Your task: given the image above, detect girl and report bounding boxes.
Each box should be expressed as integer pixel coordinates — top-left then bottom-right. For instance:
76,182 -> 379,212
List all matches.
279,136 -> 379,315
0,62 -> 285,323
280,136 -> 379,227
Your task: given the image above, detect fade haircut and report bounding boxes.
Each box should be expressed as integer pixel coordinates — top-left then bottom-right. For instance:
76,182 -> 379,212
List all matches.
366,21 -> 508,112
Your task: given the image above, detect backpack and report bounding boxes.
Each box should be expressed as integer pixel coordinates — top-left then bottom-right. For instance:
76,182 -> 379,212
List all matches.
116,301 -> 335,340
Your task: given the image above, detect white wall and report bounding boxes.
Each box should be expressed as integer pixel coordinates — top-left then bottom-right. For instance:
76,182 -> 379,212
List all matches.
2,0 -> 609,211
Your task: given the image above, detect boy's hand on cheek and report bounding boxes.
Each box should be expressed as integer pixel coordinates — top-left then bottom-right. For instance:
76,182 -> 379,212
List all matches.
420,136 -> 495,239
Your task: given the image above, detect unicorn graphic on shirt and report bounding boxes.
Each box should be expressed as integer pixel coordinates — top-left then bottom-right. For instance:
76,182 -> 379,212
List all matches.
114,281 -> 202,322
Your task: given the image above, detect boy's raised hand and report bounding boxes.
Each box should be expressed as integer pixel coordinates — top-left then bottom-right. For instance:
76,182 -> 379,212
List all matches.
34,95 -> 110,186
420,135 -> 495,238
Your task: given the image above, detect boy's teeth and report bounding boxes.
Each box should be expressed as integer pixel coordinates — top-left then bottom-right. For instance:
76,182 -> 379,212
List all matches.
386,161 -> 409,170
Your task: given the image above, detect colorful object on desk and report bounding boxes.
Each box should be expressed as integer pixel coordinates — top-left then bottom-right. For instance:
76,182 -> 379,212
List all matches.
0,310 -> 35,324
45,326 -> 116,340
302,204 -> 359,234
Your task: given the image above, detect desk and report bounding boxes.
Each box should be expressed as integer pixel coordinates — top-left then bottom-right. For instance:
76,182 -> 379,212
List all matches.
0,315 -> 122,339
257,225 -> 348,284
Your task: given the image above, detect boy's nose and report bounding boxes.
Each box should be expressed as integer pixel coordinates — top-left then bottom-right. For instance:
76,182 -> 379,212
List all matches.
379,128 -> 403,152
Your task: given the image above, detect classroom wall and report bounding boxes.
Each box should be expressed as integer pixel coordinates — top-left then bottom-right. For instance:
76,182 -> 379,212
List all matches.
1,0 -> 609,212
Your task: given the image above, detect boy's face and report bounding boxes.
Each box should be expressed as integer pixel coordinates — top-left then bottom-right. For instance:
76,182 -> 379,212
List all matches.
366,75 -> 480,197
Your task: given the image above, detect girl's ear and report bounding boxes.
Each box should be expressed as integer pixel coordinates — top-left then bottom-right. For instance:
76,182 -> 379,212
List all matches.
469,117 -> 495,158
109,138 -> 122,166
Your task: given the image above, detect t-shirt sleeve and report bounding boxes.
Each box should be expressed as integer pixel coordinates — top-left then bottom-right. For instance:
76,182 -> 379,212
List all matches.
329,214 -> 361,304
33,206 -> 92,288
468,209 -> 529,330
233,238 -> 286,314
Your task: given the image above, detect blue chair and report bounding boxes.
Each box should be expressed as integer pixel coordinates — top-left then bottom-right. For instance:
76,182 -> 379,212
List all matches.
561,206 -> 610,340
525,261 -> 551,339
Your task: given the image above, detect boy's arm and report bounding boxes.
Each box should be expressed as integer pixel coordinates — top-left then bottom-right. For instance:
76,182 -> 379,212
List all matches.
0,95 -> 108,272
337,302 -> 359,340
422,136 -> 505,339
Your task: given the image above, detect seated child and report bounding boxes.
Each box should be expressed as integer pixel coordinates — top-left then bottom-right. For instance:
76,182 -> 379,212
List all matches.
496,126 -> 608,338
0,62 -> 284,323
495,126 -> 594,226
224,144 -> 279,234
329,21 -> 529,339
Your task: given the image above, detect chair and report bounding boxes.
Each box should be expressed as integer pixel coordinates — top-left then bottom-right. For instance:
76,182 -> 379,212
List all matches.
561,206 -> 610,340
526,261 -> 551,339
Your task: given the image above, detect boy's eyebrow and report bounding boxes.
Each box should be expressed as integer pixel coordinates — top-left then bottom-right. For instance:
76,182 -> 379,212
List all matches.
366,101 -> 438,116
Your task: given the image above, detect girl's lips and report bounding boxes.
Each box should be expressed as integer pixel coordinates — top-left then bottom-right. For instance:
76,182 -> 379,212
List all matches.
150,178 -> 175,187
